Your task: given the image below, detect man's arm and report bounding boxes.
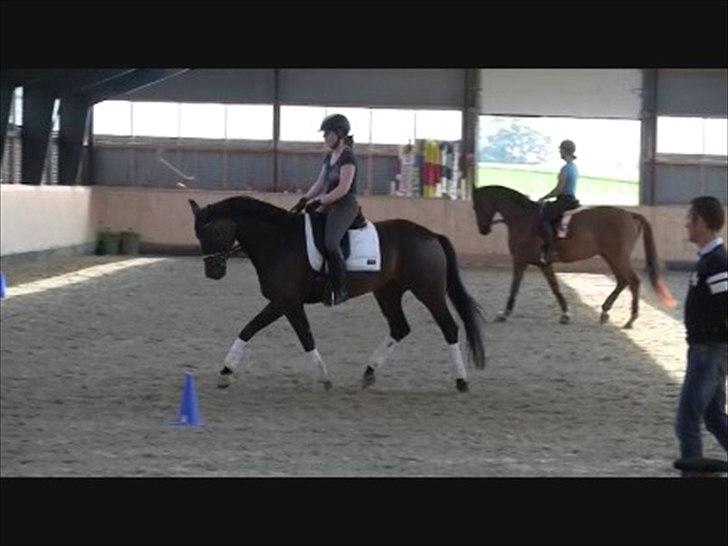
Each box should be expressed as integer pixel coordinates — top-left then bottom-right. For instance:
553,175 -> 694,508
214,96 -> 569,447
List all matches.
705,256 -> 728,330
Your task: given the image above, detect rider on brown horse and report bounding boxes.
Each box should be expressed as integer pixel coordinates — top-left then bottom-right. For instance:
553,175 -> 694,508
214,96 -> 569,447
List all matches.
538,139 -> 581,264
290,114 -> 359,306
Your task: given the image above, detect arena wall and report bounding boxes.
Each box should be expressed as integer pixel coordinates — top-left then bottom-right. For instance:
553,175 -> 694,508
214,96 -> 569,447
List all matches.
2,185 -> 727,272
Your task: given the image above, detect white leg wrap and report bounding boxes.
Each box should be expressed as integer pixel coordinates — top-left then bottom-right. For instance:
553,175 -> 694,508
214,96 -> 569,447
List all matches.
368,336 -> 398,369
306,349 -> 329,382
224,338 -> 249,371
448,342 -> 467,380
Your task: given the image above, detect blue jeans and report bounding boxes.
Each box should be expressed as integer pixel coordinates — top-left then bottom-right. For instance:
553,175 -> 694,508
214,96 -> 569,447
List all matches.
675,343 -> 728,459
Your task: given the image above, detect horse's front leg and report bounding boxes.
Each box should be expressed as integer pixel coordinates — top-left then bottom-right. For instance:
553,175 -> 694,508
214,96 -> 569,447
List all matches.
539,263 -> 571,324
496,260 -> 527,322
284,305 -> 332,391
218,302 -> 285,388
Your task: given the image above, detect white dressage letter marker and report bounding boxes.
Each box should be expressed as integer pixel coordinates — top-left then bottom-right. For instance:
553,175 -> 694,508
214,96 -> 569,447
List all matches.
368,336 -> 398,369
448,342 -> 467,380
224,338 -> 248,371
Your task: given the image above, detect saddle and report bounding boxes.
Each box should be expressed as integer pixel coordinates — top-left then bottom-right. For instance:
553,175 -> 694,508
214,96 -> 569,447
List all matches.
536,199 -> 581,240
304,207 -> 381,273
308,206 -> 367,260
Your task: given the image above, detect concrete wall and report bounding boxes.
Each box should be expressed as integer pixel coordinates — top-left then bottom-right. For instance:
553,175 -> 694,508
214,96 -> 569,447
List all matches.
0,185 -> 98,255
3,185 -> 727,273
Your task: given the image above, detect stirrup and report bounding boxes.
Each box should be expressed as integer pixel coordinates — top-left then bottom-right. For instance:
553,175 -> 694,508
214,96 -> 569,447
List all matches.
323,288 -> 348,306
541,249 -> 558,264
332,289 -> 348,306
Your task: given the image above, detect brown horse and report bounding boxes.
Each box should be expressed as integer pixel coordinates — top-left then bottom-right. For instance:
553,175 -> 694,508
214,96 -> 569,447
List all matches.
189,195 -> 485,392
472,185 -> 676,329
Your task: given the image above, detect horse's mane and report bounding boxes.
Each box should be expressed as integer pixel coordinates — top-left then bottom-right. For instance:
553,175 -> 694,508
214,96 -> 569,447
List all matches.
474,185 -> 536,210
205,196 -> 290,224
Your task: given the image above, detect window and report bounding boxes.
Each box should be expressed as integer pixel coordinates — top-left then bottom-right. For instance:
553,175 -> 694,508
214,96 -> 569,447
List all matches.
280,106 -> 462,145
93,101 -> 132,136
225,104 -> 273,140
90,101 -> 466,145
371,109 -> 416,145
179,103 -> 225,139
704,119 -> 728,156
132,102 -> 180,138
280,105 -> 327,142
657,116 -> 728,156
478,115 -> 641,206
281,105 -> 374,144
415,110 -> 462,141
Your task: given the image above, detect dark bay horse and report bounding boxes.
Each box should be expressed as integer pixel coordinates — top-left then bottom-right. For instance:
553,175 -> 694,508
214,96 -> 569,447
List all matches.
189,196 -> 485,392
472,185 -> 676,329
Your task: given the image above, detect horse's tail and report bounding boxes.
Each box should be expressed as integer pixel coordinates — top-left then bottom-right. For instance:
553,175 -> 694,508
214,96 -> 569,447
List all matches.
632,213 -> 677,308
436,234 -> 487,370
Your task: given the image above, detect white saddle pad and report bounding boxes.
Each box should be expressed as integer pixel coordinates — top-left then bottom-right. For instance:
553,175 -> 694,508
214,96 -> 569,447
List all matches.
304,213 -> 382,273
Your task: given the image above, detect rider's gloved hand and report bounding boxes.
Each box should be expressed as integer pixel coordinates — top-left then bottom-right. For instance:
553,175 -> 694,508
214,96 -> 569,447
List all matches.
304,199 -> 322,213
289,197 -> 309,214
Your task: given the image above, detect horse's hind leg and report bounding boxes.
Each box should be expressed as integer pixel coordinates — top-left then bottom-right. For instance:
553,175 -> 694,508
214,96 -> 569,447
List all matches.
598,255 -> 631,325
285,306 -> 332,390
539,263 -> 570,323
622,270 -> 641,329
219,302 -> 284,388
496,260 -> 527,322
598,278 -> 628,325
363,285 -> 410,389
411,288 -> 469,393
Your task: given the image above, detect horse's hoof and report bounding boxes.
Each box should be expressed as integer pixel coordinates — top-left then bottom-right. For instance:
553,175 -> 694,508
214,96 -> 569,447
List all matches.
622,323 -> 633,330
362,367 -> 376,389
217,374 -> 232,389
456,379 -> 469,392
495,314 -> 508,323
322,380 -> 333,391
599,312 -> 609,324
559,314 -> 571,324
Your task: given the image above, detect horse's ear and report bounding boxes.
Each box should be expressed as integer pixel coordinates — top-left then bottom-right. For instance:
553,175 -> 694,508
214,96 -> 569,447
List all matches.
189,199 -> 201,215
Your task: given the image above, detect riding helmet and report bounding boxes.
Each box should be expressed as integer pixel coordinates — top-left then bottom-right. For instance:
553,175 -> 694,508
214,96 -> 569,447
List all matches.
320,114 -> 351,137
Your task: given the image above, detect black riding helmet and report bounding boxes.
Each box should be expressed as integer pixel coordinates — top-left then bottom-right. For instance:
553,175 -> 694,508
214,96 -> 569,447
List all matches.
320,114 -> 351,137
559,139 -> 576,156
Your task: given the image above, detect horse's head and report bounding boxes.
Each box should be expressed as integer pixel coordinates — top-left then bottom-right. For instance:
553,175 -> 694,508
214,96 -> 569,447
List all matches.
189,199 -> 239,280
472,189 -> 497,236
473,186 -> 535,235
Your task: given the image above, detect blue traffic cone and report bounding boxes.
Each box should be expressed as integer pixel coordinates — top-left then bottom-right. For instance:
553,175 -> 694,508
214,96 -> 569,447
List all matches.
0,272 -> 6,299
170,372 -> 203,426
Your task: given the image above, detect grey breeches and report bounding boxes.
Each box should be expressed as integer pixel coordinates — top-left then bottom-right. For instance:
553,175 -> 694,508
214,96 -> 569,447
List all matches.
324,193 -> 359,255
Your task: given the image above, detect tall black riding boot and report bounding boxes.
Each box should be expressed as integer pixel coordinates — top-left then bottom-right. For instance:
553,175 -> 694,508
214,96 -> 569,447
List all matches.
327,250 -> 348,306
539,221 -> 557,264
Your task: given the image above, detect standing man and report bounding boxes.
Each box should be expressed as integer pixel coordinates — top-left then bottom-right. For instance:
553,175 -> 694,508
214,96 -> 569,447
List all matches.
675,195 -> 728,465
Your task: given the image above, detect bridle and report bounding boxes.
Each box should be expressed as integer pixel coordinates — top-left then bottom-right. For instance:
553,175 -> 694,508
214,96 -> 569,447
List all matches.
199,219 -> 244,265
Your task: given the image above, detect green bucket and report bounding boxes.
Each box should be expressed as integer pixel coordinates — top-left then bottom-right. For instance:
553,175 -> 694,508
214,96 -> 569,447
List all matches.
120,231 -> 141,255
96,231 -> 121,255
